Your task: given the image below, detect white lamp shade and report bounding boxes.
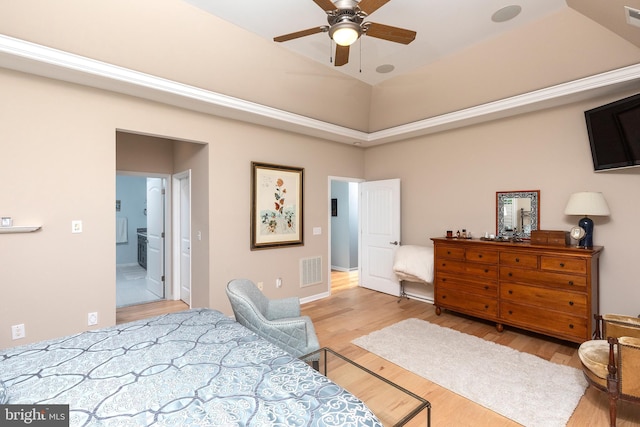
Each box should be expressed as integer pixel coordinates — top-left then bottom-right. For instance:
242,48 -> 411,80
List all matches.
330,22 -> 360,46
564,192 -> 610,216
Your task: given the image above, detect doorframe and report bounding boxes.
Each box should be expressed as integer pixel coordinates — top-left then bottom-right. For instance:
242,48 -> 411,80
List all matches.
172,170 -> 191,306
116,171 -> 172,300
327,176 -> 364,296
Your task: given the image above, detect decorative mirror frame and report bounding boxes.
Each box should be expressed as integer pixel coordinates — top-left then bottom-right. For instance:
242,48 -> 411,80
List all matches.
496,190 -> 540,239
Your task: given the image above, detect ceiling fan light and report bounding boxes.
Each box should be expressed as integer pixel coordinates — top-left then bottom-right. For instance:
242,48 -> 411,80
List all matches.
330,22 -> 360,46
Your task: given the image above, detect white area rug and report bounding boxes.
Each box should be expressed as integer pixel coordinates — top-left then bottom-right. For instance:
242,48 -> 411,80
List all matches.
119,264 -> 146,280
352,318 -> 587,427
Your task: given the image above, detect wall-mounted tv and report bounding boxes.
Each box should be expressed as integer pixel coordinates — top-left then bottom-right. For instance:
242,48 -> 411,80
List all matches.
584,92 -> 640,171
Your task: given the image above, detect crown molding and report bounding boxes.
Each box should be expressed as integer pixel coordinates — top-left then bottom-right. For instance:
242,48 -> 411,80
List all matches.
1,34 -> 639,147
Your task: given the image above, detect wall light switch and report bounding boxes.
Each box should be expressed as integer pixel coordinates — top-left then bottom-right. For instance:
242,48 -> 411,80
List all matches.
72,220 -> 83,233
313,227 -> 322,235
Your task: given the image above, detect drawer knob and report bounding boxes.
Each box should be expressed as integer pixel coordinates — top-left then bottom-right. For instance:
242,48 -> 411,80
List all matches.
515,258 -> 520,262
559,262 -> 565,267
442,278 -> 447,282
569,324 -> 574,329
508,310 -> 513,315
484,269 -> 489,273
569,301 -> 574,306
442,295 -> 447,299
484,285 -> 489,290
447,251 -> 451,255
484,305 -> 489,309
508,272 -> 513,277
568,281 -> 574,286
478,254 -> 483,258
508,290 -> 513,294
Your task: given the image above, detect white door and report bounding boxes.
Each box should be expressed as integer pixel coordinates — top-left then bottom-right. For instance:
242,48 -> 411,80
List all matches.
359,178 -> 401,295
179,174 -> 191,304
146,178 -> 165,298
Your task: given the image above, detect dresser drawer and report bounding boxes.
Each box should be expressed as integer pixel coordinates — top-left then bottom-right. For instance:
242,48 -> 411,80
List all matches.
500,251 -> 538,268
500,301 -> 587,342
500,282 -> 586,314
465,248 -> 499,264
438,273 -> 498,297
435,245 -> 465,260
540,256 -> 587,274
437,288 -> 498,318
500,267 -> 586,289
438,259 -> 498,279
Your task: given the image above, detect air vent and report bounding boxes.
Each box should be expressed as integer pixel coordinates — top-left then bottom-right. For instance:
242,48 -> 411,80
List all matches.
625,6 -> 640,28
300,256 -> 322,287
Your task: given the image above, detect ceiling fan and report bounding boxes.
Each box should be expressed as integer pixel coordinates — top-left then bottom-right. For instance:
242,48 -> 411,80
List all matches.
273,0 -> 417,67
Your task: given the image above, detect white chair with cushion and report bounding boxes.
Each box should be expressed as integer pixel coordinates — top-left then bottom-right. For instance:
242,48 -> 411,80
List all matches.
578,313 -> 640,427
226,278 -> 320,366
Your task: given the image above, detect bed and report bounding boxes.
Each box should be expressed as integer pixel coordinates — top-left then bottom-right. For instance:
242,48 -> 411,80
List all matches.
393,245 -> 434,302
0,308 -> 382,426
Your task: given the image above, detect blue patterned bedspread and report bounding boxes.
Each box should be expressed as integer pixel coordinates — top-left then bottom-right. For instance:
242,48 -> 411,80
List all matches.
0,309 -> 382,426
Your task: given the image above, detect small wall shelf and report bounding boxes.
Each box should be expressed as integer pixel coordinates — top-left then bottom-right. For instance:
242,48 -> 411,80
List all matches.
0,226 -> 42,234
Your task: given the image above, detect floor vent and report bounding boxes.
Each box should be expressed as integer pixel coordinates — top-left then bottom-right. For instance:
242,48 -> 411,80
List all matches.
300,256 -> 322,287
626,6 -> 640,28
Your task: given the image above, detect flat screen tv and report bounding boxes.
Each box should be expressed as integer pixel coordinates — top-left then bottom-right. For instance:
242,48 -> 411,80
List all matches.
584,92 -> 640,171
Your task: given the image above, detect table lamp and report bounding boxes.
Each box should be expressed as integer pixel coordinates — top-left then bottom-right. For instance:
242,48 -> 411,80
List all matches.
564,192 -> 610,248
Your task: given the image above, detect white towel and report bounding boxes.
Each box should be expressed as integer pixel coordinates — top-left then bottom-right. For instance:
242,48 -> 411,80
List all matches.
116,217 -> 128,243
393,245 -> 434,283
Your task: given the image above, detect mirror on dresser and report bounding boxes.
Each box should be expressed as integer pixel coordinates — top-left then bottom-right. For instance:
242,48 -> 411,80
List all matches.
496,190 -> 540,239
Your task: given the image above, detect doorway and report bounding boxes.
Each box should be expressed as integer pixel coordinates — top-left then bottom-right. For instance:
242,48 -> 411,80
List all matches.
329,177 -> 362,293
328,177 -> 402,296
116,174 -> 168,307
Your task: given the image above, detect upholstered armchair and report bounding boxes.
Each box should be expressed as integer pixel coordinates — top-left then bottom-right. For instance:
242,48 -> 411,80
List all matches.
226,279 -> 320,362
578,314 -> 640,427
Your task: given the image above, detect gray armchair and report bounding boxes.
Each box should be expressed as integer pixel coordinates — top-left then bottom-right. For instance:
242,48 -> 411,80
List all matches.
226,279 -> 320,361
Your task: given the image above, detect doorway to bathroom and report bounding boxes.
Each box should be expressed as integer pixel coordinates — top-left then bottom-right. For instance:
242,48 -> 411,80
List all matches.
116,174 -> 167,307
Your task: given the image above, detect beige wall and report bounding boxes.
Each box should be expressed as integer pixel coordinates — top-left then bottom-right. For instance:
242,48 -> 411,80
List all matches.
0,68 -> 364,348
0,0 -> 372,131
369,8 -> 640,130
365,88 -> 640,317
3,1 -> 638,134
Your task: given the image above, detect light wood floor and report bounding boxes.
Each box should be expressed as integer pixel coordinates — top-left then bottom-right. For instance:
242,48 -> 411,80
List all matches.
116,299 -> 189,324
116,271 -> 639,426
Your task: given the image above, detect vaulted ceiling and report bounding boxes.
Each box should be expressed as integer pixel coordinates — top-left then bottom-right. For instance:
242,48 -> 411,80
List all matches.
183,0 -> 640,85
0,0 -> 639,146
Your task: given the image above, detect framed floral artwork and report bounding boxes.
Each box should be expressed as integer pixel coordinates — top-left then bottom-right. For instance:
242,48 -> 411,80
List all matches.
251,162 -> 304,250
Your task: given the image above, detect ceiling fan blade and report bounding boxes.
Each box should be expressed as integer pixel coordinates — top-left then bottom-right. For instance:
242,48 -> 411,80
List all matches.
334,44 -> 350,66
274,26 -> 326,42
365,22 -> 416,44
313,0 -> 338,12
357,0 -> 391,15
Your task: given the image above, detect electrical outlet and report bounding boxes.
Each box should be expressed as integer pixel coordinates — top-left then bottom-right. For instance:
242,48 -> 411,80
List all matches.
276,277 -> 282,288
257,281 -> 264,291
11,324 -> 25,340
72,220 -> 83,233
88,312 -> 98,326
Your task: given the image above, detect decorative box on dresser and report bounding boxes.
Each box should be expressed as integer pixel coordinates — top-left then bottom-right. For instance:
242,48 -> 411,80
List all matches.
431,237 -> 603,343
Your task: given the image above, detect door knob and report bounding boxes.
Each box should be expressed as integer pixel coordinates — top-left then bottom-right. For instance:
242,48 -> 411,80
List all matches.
390,241 -> 399,245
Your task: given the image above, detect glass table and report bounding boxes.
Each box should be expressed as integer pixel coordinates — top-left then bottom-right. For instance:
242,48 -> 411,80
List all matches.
303,347 -> 431,426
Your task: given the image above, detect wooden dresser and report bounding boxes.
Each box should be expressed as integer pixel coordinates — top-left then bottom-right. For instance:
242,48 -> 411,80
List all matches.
431,237 -> 603,343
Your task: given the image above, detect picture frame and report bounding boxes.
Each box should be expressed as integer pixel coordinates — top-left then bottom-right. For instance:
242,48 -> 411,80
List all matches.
251,162 -> 304,250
